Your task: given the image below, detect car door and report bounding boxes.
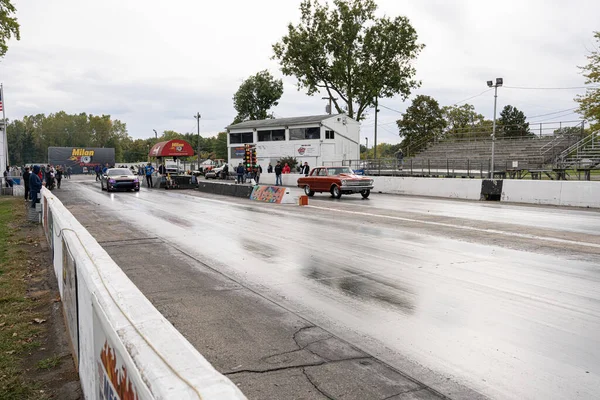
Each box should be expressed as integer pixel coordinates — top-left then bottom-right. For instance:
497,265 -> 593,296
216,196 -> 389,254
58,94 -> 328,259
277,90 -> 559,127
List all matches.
315,168 -> 329,191
306,168 -> 320,191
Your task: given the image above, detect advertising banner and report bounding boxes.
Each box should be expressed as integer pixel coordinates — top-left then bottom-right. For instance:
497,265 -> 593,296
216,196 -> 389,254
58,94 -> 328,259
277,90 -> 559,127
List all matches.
294,144 -> 320,156
93,302 -> 152,400
48,147 -> 116,175
62,240 -> 79,368
250,185 -> 287,203
230,146 -> 245,159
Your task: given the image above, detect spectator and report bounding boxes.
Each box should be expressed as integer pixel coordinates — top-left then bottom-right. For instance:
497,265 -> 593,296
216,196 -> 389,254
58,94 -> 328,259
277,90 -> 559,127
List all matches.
267,163 -> 273,173
56,167 -> 63,189
3,168 -> 13,187
95,164 -> 101,181
236,163 -> 245,184
22,167 -> 31,201
102,163 -> 110,174
158,163 -> 166,175
300,162 -> 310,176
274,161 -> 283,186
144,163 -> 155,188
254,165 -> 262,184
282,163 -> 291,174
29,166 -> 42,208
221,163 -> 229,180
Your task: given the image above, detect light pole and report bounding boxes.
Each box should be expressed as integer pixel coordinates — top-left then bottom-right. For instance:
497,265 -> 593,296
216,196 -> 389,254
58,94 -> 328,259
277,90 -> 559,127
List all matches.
153,129 -> 157,139
374,96 -> 379,160
194,113 -> 201,168
487,78 -> 503,178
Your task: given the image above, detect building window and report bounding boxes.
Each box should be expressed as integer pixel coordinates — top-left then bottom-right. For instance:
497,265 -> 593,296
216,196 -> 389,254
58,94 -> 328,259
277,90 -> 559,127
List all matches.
289,127 -> 321,140
257,129 -> 285,142
230,132 -> 253,144
325,130 -> 335,139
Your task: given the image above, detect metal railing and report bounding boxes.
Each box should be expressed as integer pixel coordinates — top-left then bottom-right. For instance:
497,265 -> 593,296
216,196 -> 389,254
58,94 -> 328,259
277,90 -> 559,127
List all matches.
557,131 -> 599,164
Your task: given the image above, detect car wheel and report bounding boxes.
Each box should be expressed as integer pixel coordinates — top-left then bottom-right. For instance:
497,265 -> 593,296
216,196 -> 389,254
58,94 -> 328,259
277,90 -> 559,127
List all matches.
304,185 -> 315,197
135,188 -> 140,192
361,189 -> 370,199
330,185 -> 342,199
205,175 -> 209,179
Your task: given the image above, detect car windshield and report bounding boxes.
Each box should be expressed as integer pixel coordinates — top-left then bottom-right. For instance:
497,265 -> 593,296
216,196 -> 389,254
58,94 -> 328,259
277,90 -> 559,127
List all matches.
107,169 -> 133,176
327,167 -> 354,176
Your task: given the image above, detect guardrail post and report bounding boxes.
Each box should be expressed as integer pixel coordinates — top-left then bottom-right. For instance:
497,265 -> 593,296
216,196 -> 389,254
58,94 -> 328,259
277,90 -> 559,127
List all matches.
410,159 -> 413,176
446,159 -> 449,177
428,159 -> 431,176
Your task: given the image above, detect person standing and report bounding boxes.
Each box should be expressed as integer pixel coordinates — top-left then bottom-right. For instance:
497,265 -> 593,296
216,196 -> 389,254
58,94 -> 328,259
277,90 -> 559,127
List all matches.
221,163 -> 229,180
144,162 -> 155,188
3,168 -> 13,187
300,162 -> 310,176
66,166 -> 72,179
267,163 -> 273,173
55,167 -> 63,189
236,163 -> 245,184
29,166 -> 42,208
254,165 -> 262,184
158,163 -> 166,175
274,161 -> 283,186
282,163 -> 291,174
22,167 -> 31,201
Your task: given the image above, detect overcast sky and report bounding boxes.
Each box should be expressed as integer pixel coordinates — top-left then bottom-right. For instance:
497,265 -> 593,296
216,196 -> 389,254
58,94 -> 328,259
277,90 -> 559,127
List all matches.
2,0 -> 598,144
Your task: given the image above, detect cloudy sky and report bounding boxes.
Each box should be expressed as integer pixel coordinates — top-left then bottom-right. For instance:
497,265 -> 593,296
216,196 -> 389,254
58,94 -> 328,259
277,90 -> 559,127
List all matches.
2,0 -> 598,144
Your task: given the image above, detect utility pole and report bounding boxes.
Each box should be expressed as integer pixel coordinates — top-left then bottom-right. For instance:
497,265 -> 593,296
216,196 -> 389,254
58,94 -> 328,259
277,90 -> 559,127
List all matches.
153,129 -> 157,139
365,137 -> 368,158
321,96 -> 338,115
374,96 -> 379,160
194,112 -> 201,168
487,78 -> 503,178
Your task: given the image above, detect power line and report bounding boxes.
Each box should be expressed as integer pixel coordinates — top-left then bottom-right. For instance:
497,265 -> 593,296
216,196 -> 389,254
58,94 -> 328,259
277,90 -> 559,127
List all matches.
378,104 -> 403,114
452,89 -> 493,105
504,85 -> 599,90
527,108 -> 577,119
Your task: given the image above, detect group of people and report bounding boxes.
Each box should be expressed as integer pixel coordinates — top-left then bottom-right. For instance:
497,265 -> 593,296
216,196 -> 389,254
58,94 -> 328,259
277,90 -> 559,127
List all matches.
21,164 -> 67,208
231,161 -> 310,186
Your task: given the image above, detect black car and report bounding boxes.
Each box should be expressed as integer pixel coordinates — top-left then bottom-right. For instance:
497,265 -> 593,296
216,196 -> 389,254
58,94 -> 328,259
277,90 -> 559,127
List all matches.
101,168 -> 140,192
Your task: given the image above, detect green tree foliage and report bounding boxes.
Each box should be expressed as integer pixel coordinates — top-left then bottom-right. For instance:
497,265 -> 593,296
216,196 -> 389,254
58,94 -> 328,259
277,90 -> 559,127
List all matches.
441,104 -> 487,138
7,112 -> 131,165
0,0 -> 20,58
575,31 -> 600,132
360,142 -> 402,159
273,0 -> 423,121
396,95 -> 446,156
278,156 -> 299,170
233,70 -> 283,124
498,105 -> 530,137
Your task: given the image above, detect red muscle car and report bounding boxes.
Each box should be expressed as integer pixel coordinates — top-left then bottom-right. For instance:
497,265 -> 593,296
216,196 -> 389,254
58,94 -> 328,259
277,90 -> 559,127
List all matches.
297,166 -> 374,199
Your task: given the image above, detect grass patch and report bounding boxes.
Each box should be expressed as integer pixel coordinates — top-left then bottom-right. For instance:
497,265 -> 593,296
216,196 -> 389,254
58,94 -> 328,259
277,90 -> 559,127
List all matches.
37,356 -> 61,370
0,198 -> 46,399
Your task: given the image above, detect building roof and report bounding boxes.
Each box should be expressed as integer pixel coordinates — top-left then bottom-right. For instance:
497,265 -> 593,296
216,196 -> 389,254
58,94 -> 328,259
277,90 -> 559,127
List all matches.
227,114 -> 340,130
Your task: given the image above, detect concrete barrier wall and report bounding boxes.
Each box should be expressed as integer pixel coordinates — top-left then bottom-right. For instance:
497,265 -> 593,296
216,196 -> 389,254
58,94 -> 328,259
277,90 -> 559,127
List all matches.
371,177 -> 482,200
41,188 -> 246,400
502,180 -> 600,208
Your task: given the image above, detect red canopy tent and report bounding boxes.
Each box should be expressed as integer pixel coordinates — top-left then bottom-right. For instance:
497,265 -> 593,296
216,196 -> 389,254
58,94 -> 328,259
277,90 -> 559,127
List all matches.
148,139 -> 195,158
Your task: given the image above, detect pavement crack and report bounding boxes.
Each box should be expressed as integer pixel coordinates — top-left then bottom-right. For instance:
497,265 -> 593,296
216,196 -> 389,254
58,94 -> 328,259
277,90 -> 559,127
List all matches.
302,368 -> 336,400
223,361 -> 326,376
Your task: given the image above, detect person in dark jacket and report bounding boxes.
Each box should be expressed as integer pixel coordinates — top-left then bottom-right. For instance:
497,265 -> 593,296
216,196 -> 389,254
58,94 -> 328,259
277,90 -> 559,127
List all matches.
267,163 -> 273,173
254,165 -> 262,184
29,165 -> 43,208
300,162 -> 310,176
221,164 -> 229,180
274,161 -> 283,186
22,167 -> 31,201
236,163 -> 245,184
55,167 -> 63,189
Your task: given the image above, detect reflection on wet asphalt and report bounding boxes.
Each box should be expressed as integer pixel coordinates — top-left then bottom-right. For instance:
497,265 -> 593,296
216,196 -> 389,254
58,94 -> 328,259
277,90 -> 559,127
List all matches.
63,180 -> 600,400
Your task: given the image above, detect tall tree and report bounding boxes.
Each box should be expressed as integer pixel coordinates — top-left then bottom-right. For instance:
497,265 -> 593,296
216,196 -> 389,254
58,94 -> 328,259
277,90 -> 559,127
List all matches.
233,70 -> 283,124
273,0 -> 423,121
0,0 -> 20,58
396,95 -> 446,156
441,104 -> 486,138
498,105 -> 530,137
575,31 -> 600,132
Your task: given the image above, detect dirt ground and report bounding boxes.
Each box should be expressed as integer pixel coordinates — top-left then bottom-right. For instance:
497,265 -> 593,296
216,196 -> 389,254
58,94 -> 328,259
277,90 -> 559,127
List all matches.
0,198 -> 82,400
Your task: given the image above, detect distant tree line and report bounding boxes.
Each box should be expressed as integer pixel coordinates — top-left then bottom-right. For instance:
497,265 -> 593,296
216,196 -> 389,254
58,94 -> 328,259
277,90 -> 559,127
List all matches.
6,112 -> 228,165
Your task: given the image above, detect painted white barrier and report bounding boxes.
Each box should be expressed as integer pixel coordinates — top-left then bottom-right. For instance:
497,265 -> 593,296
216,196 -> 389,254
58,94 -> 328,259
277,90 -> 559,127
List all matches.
371,177 -> 482,200
41,188 -> 246,400
502,180 -> 600,208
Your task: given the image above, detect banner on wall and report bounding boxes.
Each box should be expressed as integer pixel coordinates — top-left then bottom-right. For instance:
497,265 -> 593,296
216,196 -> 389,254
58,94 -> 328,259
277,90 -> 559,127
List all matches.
48,147 -> 116,175
250,185 -> 287,203
62,240 -> 79,369
93,302 -> 152,400
294,144 -> 320,156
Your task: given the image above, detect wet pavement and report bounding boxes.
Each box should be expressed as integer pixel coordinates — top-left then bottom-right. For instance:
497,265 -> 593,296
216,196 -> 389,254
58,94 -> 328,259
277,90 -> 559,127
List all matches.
53,177 -> 600,399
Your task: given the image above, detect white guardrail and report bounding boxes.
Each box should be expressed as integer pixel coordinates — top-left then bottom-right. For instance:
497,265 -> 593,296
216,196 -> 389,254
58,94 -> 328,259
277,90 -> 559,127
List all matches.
40,187 -> 246,400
